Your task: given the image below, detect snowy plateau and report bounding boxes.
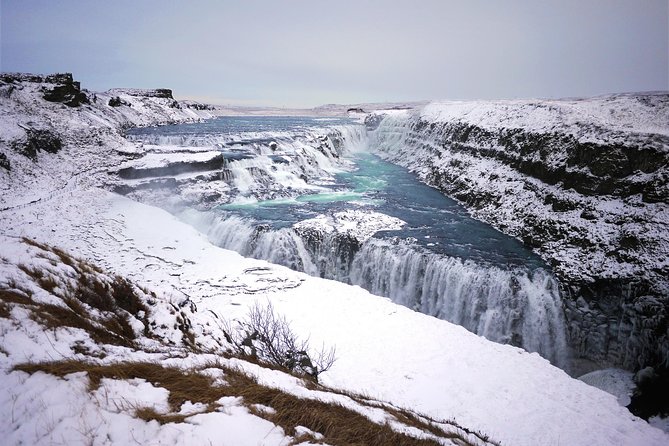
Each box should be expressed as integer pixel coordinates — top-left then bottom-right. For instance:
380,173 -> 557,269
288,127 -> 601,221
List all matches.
0,73 -> 668,446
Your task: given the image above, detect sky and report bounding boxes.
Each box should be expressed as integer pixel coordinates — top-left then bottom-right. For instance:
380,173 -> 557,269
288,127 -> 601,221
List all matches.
1,0 -> 667,108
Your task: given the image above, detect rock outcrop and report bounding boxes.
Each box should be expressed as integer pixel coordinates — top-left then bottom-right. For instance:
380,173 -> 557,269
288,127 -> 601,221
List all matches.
107,88 -> 174,99
0,72 -> 90,107
12,128 -> 62,160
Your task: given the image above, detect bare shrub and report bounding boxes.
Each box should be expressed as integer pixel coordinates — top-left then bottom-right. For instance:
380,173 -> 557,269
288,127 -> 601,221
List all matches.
224,302 -> 335,381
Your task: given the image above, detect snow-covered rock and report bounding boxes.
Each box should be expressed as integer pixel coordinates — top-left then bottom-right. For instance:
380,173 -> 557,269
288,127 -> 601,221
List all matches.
2,73 -> 668,445
293,210 -> 405,244
369,94 -> 669,376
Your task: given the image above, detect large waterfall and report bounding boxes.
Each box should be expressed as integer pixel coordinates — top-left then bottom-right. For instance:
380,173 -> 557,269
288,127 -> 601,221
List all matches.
129,117 -> 570,370
179,206 -> 569,368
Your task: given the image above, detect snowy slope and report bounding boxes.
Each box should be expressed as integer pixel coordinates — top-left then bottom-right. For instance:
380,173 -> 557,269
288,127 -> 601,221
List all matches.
1,74 -> 668,445
2,188 -> 667,446
1,234 -> 484,446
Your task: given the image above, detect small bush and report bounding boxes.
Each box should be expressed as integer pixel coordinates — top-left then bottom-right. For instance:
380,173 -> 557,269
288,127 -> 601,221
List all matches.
224,302 -> 335,381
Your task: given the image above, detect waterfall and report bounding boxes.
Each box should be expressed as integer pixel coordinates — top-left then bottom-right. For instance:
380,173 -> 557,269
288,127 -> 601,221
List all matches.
179,210 -> 319,275
349,239 -> 568,367
165,118 -> 569,370
179,208 -> 569,369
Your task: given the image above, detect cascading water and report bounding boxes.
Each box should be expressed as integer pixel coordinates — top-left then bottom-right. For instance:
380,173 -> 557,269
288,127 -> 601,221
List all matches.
349,239 -> 568,366
125,116 -> 571,370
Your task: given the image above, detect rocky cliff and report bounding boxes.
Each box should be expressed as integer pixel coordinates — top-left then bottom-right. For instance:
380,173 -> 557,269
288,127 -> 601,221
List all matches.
369,94 -> 669,378
0,72 -> 219,209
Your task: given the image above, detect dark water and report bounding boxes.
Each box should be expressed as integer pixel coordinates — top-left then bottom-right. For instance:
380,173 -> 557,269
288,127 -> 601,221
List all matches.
222,151 -> 545,269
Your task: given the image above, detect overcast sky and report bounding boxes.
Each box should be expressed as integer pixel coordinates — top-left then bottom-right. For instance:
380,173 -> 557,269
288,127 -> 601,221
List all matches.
1,0 -> 667,107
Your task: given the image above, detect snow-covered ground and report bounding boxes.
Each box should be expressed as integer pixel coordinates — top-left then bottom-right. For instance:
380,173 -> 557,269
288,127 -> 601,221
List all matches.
1,74 -> 668,445
3,189 -> 668,446
420,94 -> 669,142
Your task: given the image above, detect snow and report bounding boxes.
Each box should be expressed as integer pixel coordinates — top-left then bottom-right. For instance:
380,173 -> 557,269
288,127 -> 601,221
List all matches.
578,368 -> 635,406
421,93 -> 669,144
1,76 -> 668,445
293,210 -> 405,243
2,188 -> 667,446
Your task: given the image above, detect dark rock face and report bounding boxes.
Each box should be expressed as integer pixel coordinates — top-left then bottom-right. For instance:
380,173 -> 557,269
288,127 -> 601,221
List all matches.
116,154 -> 229,180
182,102 -> 216,111
108,96 -> 131,107
0,152 -> 10,171
109,88 -> 174,99
41,73 -> 89,107
0,73 -> 45,83
293,226 -> 362,280
148,89 -> 174,99
13,128 -> 63,160
563,279 -> 667,372
0,72 -> 89,107
628,366 -> 669,419
411,120 -> 669,204
364,114 -> 386,131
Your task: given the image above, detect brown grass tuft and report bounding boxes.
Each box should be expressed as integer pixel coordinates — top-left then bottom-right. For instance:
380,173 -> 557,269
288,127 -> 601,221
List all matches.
221,366 -> 443,446
0,289 -> 33,306
13,359 -> 478,445
134,407 -> 188,424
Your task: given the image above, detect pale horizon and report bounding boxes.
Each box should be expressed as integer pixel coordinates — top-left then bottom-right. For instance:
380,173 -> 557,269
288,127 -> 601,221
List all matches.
2,0 -> 668,108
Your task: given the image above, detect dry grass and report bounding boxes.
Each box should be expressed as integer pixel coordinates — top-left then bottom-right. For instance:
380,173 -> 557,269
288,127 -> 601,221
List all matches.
302,380 -> 498,446
32,294 -> 136,347
0,288 -> 33,305
134,407 -> 189,424
14,359 -> 485,446
3,239 -> 154,347
6,239 -> 495,445
22,238 -> 102,273
1,280 -> 138,349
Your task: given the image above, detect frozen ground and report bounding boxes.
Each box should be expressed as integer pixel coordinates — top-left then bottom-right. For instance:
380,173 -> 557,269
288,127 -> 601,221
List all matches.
1,74 -> 668,445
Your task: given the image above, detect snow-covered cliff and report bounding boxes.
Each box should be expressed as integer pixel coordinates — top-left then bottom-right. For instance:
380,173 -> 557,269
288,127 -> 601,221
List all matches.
0,72 -> 218,210
1,74 -> 668,445
369,94 -> 669,376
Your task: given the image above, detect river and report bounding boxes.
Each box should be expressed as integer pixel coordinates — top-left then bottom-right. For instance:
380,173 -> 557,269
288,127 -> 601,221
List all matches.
126,116 -> 570,369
